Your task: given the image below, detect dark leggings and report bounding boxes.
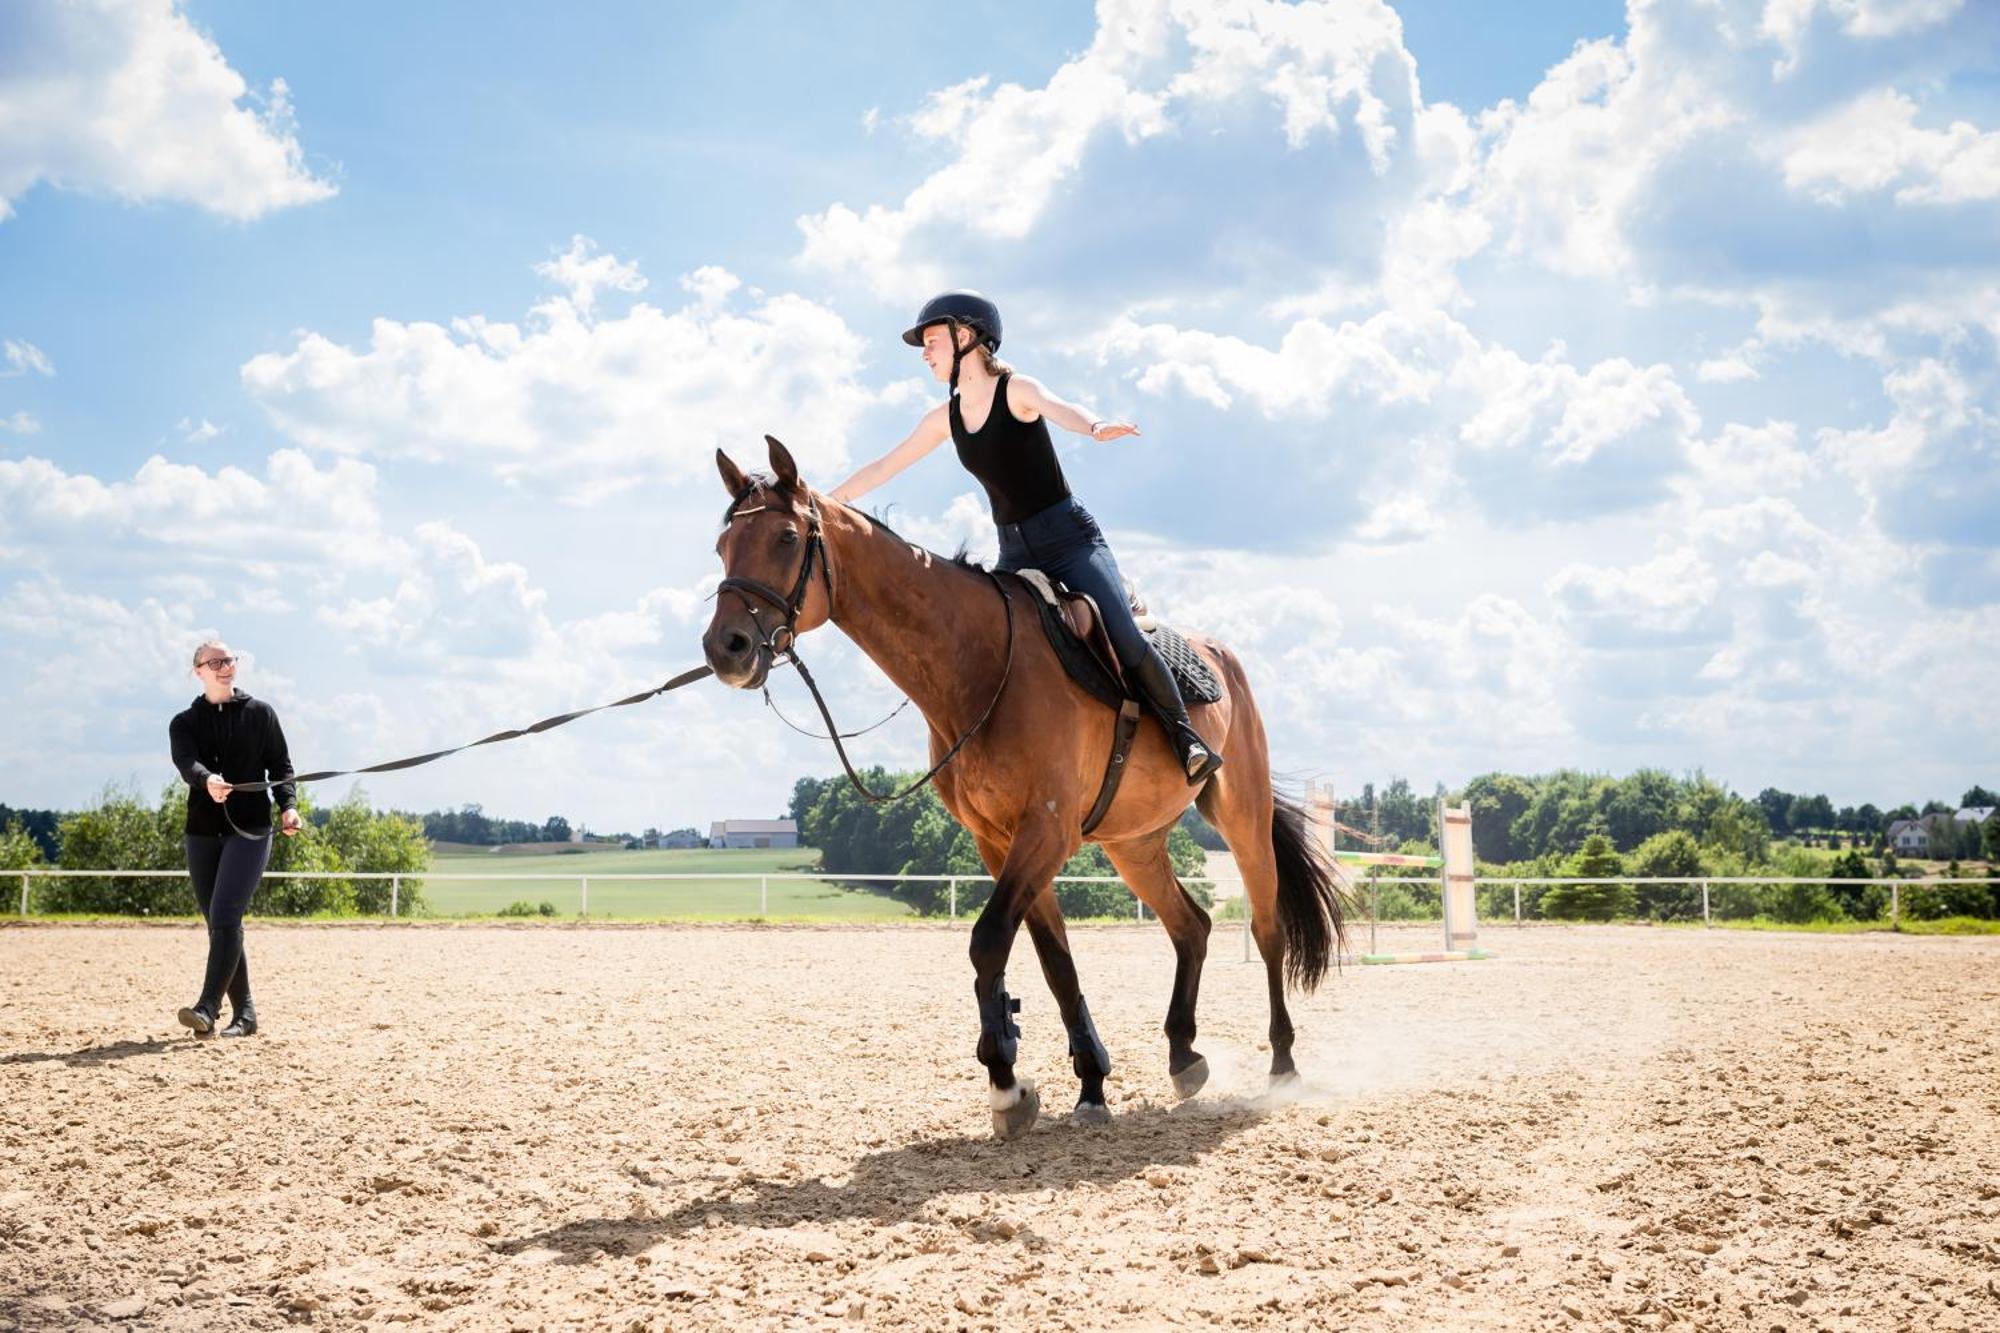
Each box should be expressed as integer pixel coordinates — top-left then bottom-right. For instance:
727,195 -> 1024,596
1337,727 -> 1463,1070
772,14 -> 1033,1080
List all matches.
995,497 -> 1152,668
185,834 -> 269,1015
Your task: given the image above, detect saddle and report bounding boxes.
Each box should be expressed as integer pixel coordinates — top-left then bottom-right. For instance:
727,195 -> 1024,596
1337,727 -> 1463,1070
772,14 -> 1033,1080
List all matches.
1011,569 -> 1221,711
1009,569 -> 1223,834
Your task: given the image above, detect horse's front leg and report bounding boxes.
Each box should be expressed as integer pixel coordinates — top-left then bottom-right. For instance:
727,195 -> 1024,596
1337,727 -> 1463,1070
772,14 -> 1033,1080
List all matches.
968,818 -> 1077,1140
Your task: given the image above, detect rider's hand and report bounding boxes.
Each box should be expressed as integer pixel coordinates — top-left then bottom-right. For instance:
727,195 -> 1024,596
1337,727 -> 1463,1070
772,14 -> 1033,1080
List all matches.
205,774 -> 233,803
1089,421 -> 1140,442
280,808 -> 303,837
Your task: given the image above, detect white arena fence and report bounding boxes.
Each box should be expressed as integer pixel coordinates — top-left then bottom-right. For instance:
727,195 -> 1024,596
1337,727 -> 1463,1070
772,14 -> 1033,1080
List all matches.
10,869 -> 1212,922
16,870 -> 1997,946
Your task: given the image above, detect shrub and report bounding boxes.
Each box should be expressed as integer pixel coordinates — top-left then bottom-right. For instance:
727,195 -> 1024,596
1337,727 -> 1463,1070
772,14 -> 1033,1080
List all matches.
46,784 -> 187,914
1542,835 -> 1635,921
1629,830 -> 1703,920
498,900 -> 559,918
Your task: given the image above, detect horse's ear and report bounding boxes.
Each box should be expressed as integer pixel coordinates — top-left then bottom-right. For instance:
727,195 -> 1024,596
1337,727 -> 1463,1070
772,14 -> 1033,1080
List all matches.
716,449 -> 749,498
765,435 -> 799,491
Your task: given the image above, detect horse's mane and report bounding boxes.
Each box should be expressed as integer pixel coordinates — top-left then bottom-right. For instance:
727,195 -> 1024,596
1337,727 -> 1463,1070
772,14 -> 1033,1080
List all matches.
722,473 -> 992,574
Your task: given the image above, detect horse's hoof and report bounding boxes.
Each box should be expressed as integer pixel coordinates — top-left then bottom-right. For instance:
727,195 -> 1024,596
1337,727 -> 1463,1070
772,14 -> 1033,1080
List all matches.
1265,1069 -> 1304,1103
1070,1100 -> 1111,1127
1169,1056 -> 1210,1100
991,1081 -> 1040,1140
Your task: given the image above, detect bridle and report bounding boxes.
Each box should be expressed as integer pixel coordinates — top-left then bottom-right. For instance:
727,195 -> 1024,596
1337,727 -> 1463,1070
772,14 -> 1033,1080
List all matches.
718,485 -> 1016,804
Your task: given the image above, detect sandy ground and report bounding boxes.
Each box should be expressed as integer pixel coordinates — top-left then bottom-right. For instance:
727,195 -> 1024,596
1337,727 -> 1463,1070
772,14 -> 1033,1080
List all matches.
2,921 -> 1998,1332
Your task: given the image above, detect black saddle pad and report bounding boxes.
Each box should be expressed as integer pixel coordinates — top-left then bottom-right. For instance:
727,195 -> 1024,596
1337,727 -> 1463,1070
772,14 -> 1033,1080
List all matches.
1019,579 -> 1222,711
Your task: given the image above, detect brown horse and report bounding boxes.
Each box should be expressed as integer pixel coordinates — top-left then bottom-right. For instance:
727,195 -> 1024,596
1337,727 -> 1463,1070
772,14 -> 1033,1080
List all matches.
703,437 -> 1346,1139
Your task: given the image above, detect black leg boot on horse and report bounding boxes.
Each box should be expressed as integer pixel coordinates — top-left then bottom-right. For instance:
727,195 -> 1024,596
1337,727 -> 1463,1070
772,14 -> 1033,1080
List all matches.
1128,647 -> 1223,785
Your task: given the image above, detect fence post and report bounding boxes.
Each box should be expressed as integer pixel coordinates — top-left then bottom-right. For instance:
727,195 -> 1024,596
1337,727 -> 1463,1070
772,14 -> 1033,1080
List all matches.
948,878 -> 957,920
1369,870 -> 1379,957
18,872 -> 27,918
1890,882 -> 1900,930
1135,895 -> 1143,923
1701,880 -> 1711,928
760,876 -> 768,917
390,875 -> 399,919
581,877 -> 589,918
1513,883 -> 1521,924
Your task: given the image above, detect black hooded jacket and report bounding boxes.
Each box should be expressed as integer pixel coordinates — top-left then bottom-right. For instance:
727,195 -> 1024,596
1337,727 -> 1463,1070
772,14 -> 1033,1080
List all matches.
169,690 -> 297,836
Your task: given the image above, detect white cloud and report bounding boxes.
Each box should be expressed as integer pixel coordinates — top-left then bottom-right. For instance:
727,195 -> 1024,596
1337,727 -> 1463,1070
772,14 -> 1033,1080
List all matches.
0,0 -> 335,222
1780,88 -> 2000,204
240,242 -> 886,503
1686,420 -> 1811,492
796,0 -> 1419,305
0,448 -> 394,581
0,411 -> 38,435
176,416 -> 222,443
3,340 -> 54,377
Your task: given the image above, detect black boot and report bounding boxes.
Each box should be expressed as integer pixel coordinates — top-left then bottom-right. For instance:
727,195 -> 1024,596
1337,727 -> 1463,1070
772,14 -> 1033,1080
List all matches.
1128,648 -> 1222,786
220,1005 -> 258,1038
177,1003 -> 216,1036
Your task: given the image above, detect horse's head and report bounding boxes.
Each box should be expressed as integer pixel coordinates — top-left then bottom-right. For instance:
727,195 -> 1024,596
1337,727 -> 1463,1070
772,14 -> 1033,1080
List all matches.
704,435 -> 833,689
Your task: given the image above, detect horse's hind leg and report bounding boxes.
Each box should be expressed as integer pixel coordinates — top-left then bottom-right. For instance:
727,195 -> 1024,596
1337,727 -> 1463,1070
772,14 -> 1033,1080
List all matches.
1197,775 -> 1300,1085
1100,834 -> 1212,1099
968,820 -> 1077,1140
1020,892 -> 1113,1124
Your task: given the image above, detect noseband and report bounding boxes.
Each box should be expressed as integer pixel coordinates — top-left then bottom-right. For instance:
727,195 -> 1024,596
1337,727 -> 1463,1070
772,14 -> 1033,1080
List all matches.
716,485 -> 1015,804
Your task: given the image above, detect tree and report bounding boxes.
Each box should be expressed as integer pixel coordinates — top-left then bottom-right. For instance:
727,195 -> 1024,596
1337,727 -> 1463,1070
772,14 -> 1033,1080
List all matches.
317,792 -> 429,914
1628,829 -> 1702,920
0,805 -> 61,861
1541,834 -> 1635,921
1,818 -> 46,874
1791,794 -> 1835,832
1961,785 -> 1998,809
1604,769 -> 1676,851
1985,813 -> 2000,863
48,784 -> 187,914
1826,848 -> 1885,921
541,815 -> 572,844
1754,788 -> 1795,834
1463,773 -> 1533,863
1855,803 -> 1884,835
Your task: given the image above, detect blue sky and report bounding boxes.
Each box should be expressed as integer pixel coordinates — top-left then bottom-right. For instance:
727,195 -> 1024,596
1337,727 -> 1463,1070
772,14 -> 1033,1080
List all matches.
2,0 -> 1995,834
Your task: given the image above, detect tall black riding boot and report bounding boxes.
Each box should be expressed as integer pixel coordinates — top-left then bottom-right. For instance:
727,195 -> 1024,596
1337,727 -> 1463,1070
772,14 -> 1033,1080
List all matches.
1128,648 -> 1223,786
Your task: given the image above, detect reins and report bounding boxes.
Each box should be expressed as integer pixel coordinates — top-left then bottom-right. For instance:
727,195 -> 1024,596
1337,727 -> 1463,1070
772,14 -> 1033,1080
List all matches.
719,486 -> 1016,805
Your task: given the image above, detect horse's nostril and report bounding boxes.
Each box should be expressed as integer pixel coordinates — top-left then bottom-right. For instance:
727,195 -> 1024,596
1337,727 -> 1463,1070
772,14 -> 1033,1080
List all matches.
724,630 -> 752,656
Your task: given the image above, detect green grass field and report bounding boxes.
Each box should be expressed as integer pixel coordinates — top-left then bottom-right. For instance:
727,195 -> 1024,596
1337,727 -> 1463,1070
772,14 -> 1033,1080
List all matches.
412,846 -> 918,920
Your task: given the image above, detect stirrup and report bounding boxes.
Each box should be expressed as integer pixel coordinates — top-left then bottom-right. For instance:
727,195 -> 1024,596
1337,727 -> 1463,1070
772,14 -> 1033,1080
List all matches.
1182,740 -> 1223,786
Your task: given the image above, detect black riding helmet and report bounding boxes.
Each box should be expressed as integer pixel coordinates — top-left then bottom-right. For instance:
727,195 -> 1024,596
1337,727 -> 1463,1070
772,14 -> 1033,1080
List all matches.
902,291 -> 1002,352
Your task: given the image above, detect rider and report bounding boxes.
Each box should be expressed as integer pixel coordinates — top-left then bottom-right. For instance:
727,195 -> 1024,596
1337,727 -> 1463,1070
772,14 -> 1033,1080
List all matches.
831,291 -> 1220,784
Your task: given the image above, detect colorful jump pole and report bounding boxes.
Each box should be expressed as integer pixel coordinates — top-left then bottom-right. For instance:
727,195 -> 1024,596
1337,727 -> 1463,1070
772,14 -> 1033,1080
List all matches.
1309,782 -> 1491,965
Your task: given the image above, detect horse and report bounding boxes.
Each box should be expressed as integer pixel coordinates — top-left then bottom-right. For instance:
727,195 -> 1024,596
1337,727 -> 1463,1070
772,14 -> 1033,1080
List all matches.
703,436 -> 1346,1139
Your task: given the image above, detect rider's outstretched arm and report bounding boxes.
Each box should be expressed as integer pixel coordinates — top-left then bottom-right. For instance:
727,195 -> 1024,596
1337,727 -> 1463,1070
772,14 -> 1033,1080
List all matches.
1008,375 -> 1140,442
829,403 -> 951,502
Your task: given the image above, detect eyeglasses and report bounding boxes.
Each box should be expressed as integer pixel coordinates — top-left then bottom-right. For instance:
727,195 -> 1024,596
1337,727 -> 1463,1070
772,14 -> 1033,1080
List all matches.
197,656 -> 238,671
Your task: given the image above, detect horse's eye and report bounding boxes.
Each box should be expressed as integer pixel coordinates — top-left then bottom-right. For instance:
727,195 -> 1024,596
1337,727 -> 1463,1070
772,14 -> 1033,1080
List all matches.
779,528 -> 800,545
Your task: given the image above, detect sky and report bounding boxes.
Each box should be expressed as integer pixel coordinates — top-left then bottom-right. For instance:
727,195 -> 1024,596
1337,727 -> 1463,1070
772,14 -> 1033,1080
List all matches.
1,0 -> 1996,835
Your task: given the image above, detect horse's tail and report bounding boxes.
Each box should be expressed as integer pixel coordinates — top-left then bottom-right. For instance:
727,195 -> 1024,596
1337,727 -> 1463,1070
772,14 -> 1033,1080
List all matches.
1270,790 -> 1348,992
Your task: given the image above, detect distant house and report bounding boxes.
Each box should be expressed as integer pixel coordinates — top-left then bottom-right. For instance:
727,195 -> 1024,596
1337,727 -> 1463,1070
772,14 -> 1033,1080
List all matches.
1955,806 -> 1996,827
708,819 -> 799,849
659,828 -> 703,849
1887,819 -> 1931,855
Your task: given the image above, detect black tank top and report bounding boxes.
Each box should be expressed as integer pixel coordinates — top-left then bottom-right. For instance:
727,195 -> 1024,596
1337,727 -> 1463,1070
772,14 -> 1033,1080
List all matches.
950,372 -> 1071,525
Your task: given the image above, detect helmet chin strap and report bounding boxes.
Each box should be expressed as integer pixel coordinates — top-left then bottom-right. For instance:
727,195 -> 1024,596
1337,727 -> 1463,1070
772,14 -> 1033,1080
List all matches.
949,319 -> 968,397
